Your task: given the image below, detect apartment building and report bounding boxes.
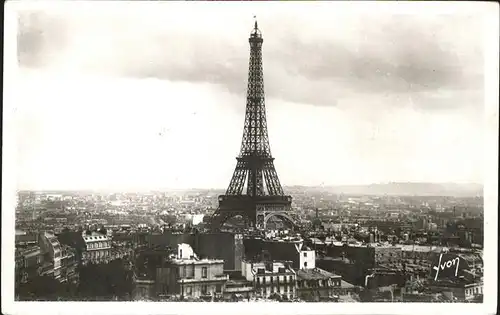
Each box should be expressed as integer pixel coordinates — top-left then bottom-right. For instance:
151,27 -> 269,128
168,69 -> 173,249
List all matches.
133,244 -> 228,300
81,232 -> 112,264
241,260 -> 297,300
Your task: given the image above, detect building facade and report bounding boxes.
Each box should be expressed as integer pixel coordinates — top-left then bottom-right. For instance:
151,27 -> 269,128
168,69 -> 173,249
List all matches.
241,260 -> 297,300
295,268 -> 342,301
15,246 -> 44,285
81,232 -> 112,264
299,246 -> 316,270
59,245 -> 79,283
164,244 -> 229,299
428,279 -> 483,301
133,244 -> 228,300
31,231 -> 80,283
38,232 -> 63,280
295,245 -> 342,301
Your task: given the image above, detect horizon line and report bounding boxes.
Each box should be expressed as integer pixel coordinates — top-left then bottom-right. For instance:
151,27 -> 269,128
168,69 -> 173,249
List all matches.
16,181 -> 484,193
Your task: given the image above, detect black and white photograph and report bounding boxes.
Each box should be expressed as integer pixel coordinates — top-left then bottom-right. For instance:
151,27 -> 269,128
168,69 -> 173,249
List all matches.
2,1 -> 498,315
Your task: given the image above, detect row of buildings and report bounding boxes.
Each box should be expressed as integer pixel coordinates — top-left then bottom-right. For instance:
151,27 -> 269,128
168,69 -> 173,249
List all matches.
15,225 -> 484,303
132,240 -> 359,302
15,232 -> 79,287
15,228 -> 134,293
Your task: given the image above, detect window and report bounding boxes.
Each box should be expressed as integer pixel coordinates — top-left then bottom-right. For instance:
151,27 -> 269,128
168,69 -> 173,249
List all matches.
304,262 -> 308,268
202,267 -> 208,278
185,286 -> 192,296
201,285 -> 207,295
182,266 -> 186,278
216,284 -> 222,293
303,252 -> 307,257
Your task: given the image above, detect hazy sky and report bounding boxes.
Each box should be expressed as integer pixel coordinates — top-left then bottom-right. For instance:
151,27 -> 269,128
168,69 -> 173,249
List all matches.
8,2 -> 492,191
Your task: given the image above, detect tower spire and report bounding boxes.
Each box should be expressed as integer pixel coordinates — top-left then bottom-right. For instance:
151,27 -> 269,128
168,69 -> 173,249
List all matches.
250,16 -> 262,40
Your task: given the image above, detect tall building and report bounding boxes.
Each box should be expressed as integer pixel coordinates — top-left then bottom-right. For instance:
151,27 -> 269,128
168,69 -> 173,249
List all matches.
209,20 -> 297,231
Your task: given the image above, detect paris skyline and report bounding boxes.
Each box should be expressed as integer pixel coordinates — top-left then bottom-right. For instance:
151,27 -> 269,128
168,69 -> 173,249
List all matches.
10,2 -> 488,191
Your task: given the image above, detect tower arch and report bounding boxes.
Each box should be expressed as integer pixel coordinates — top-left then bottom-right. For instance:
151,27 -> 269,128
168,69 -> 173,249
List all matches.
264,212 -> 298,229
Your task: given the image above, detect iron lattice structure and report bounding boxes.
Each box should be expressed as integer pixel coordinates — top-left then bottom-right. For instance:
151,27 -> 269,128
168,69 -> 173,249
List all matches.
210,21 -> 297,231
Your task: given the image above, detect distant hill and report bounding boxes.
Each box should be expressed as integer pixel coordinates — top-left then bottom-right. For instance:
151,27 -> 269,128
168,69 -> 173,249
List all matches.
328,183 -> 483,197
286,183 -> 483,197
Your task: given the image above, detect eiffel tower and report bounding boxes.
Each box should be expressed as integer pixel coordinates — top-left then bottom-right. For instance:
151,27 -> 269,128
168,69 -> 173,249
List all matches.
209,20 -> 297,231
